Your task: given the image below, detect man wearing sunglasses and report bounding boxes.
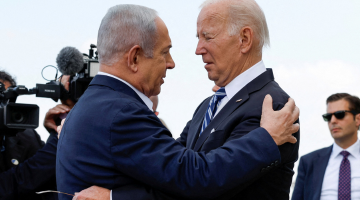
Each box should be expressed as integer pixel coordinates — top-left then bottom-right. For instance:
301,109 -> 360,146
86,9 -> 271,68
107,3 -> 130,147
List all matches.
292,93 -> 360,200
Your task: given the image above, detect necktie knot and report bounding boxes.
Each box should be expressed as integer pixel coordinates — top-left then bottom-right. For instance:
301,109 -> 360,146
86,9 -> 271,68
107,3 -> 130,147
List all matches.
212,87 -> 226,105
340,150 -> 350,158
214,87 -> 226,98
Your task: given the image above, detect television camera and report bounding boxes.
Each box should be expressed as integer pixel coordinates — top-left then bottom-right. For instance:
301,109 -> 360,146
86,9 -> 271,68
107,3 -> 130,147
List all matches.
0,45 -> 99,136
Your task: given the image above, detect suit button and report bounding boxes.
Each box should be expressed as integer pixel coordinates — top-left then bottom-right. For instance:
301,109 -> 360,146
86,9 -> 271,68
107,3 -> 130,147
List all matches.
275,160 -> 279,166
267,166 -> 271,171
261,168 -> 266,173
271,163 -> 274,167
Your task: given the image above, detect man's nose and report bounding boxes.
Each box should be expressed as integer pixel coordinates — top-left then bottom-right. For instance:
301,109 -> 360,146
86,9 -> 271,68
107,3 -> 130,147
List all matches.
195,40 -> 206,55
166,54 -> 175,69
329,114 -> 338,124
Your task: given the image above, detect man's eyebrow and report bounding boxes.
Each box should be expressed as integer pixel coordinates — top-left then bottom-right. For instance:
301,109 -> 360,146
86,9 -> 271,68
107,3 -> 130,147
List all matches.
196,32 -> 209,38
163,44 -> 172,51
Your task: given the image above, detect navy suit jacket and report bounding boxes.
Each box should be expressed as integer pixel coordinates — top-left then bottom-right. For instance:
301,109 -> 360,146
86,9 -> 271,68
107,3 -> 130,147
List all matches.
113,69 -> 300,199
292,146 -> 332,200
0,133 -> 58,200
56,74 -> 283,200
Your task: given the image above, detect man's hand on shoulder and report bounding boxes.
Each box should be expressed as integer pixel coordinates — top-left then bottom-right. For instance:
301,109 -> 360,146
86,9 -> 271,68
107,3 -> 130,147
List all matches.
260,94 -> 299,145
72,186 -> 110,200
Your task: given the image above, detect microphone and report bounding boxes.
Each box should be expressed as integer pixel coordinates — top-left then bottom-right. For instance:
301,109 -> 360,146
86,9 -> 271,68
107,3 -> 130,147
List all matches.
56,47 -> 84,75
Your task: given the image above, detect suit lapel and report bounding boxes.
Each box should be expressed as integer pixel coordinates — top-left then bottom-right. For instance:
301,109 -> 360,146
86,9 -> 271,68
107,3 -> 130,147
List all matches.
193,69 -> 274,151
313,145 -> 332,199
187,98 -> 211,149
193,89 -> 249,151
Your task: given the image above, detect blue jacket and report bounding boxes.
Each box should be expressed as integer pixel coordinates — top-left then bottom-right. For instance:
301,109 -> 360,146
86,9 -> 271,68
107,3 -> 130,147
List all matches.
56,74 -> 282,200
0,133 -> 58,200
292,146 -> 332,200
113,69 -> 300,200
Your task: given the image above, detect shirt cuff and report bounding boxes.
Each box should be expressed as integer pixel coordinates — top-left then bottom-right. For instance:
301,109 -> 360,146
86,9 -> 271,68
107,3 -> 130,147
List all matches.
110,190 -> 112,200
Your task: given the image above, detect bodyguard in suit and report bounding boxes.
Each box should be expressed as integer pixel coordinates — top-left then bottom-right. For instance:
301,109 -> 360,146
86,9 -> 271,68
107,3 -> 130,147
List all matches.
57,3 -> 300,200
292,93 -> 360,200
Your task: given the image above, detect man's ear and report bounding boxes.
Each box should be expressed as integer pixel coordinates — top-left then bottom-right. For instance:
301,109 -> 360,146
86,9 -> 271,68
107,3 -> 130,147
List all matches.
127,45 -> 142,73
239,26 -> 253,54
355,113 -> 360,129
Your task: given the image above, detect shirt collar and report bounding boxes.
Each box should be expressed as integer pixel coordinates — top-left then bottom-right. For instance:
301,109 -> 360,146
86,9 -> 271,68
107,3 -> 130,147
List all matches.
97,72 -> 153,111
332,139 -> 360,159
224,60 -> 266,100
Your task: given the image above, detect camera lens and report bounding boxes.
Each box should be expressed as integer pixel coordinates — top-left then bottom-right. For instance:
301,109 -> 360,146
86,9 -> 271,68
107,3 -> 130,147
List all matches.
11,111 -> 25,123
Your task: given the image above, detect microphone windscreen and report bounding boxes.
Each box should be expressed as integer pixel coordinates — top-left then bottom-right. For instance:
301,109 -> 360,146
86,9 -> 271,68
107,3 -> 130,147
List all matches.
56,47 -> 84,75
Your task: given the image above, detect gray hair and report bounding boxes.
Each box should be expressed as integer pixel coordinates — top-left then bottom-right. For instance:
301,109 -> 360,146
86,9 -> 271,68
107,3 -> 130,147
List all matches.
200,0 -> 270,50
97,4 -> 158,65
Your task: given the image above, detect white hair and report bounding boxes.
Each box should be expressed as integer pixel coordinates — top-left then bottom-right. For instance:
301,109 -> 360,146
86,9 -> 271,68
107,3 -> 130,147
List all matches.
200,0 -> 270,50
97,4 -> 158,65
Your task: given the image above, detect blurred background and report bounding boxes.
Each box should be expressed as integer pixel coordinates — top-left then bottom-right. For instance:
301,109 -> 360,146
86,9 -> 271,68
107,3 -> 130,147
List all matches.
1,0 -> 360,192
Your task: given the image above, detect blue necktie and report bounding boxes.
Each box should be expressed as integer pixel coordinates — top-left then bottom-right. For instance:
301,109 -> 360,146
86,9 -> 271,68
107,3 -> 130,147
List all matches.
338,150 -> 351,200
200,87 -> 227,136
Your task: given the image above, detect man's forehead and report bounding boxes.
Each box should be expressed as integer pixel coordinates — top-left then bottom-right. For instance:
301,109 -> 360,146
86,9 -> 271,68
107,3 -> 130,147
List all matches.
197,5 -> 227,33
155,18 -> 172,48
198,6 -> 226,24
327,99 -> 349,111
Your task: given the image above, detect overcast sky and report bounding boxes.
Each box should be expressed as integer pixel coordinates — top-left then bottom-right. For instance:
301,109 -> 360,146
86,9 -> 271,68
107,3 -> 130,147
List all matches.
1,0 -> 360,190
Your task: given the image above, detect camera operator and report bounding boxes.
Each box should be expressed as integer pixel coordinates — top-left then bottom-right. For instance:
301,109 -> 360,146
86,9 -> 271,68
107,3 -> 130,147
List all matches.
0,71 -> 73,200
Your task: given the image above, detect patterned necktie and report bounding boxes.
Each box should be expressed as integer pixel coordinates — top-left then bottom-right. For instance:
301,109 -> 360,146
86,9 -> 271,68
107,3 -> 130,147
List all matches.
338,150 -> 351,200
199,87 -> 226,136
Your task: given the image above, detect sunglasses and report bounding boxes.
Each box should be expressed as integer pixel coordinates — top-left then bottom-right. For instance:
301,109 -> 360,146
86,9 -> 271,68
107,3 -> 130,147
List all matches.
322,110 -> 357,122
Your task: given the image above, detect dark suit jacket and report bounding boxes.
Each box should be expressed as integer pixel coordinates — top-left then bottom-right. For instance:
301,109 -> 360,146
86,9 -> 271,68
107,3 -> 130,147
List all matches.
0,130 -> 58,200
56,75 -> 282,200
0,129 -> 44,172
113,68 -> 300,200
292,146 -> 332,200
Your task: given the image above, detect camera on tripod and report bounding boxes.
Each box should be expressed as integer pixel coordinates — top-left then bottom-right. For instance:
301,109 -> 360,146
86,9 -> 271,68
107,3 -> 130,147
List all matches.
0,82 -> 38,136
35,44 -> 99,102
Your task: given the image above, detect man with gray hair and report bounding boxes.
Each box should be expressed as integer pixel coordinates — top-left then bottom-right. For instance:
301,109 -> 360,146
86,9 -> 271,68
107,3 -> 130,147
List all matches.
57,2 -> 299,200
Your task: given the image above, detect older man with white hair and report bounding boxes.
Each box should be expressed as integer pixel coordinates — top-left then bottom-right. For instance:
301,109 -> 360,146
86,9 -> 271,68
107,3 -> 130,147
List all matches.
60,1 -> 299,200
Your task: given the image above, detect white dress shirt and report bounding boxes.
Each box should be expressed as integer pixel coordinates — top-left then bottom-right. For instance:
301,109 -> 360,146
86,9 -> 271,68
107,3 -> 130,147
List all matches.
97,72 -> 153,200
320,139 -> 360,200
214,60 -> 266,117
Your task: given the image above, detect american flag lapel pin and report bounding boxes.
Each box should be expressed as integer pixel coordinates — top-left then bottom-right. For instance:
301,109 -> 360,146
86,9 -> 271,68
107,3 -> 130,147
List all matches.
236,99 -> 242,102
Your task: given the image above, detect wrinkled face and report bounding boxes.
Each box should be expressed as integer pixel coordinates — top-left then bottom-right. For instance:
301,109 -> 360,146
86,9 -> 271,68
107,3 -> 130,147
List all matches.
327,99 -> 359,142
140,18 -> 175,97
196,4 -> 241,87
